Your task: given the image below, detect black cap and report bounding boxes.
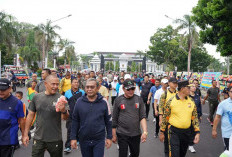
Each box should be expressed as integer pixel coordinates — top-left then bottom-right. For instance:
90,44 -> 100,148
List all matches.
123,79 -> 135,89
169,77 -> 178,83
178,80 -> 190,89
0,78 -> 11,90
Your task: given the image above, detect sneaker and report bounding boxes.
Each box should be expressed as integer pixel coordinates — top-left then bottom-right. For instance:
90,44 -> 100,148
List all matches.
188,146 -> 196,153
153,118 -> 156,123
64,147 -> 72,153
154,133 -> 158,138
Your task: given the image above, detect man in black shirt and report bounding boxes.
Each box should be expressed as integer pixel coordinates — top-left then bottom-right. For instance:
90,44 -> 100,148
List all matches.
222,82 -> 231,99
112,79 -> 147,157
141,74 -> 154,120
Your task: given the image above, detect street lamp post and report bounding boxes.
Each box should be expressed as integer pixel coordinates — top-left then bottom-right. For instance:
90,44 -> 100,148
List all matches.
44,14 -> 72,69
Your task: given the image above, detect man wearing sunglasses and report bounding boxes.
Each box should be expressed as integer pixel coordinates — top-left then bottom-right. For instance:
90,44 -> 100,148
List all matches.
112,79 -> 147,157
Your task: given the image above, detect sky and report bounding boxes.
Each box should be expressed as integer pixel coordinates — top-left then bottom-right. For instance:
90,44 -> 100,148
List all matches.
0,0 -> 225,62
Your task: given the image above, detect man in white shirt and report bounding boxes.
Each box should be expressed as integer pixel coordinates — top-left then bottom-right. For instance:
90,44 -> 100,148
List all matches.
153,79 -> 169,137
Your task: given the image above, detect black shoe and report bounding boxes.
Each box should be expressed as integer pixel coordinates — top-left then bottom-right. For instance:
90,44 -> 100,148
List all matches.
15,144 -> 20,150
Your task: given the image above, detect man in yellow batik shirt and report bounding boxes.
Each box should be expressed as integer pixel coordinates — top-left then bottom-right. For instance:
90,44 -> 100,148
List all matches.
159,80 -> 200,157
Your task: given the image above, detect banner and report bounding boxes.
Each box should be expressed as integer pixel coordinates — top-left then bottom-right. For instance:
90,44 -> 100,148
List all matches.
200,72 -> 222,89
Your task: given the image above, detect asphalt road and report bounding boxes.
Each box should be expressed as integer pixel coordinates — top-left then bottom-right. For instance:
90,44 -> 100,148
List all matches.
13,86 -> 225,157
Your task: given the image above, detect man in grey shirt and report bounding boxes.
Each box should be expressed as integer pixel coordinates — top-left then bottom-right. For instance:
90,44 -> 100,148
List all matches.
203,80 -> 221,126
35,68 -> 51,93
112,79 -> 148,157
22,75 -> 69,157
26,73 -> 38,88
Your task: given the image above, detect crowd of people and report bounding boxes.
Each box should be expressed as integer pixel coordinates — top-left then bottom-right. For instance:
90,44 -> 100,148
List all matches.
0,68 -> 231,157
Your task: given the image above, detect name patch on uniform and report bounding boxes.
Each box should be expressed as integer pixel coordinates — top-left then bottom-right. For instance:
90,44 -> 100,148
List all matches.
120,104 -> 125,110
135,103 -> 139,109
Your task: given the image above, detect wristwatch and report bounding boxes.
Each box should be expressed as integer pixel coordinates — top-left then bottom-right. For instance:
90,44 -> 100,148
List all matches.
143,132 -> 148,135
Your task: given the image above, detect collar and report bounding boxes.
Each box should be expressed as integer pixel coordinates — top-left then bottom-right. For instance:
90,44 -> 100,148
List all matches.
168,88 -> 176,94
176,94 -> 188,100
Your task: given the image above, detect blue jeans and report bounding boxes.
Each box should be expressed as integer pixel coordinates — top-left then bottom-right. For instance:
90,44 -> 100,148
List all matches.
80,139 -> 105,157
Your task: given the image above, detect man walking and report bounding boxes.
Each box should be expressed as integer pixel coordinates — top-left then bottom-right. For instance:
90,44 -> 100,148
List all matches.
141,74 -> 154,120
0,78 -> 25,157
147,79 -> 161,122
112,79 -> 148,157
203,80 -> 221,126
35,68 -> 51,93
212,86 -> 232,150
26,73 -> 38,88
70,78 -> 112,157
22,75 -> 69,157
63,78 -> 85,153
153,79 -> 169,138
160,80 -> 200,157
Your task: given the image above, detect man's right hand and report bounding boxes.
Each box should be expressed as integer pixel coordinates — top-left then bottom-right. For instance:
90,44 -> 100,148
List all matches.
71,140 -> 78,149
22,135 -> 29,147
147,100 -> 150,105
112,135 -> 117,144
212,130 -> 217,139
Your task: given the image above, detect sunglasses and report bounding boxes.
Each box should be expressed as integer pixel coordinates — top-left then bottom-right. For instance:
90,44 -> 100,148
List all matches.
126,87 -> 136,91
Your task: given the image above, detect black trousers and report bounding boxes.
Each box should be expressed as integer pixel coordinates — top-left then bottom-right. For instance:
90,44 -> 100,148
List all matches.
65,118 -> 72,148
112,96 -> 117,106
208,101 -> 219,122
223,138 -> 229,150
164,128 -> 169,157
168,126 -> 191,157
32,140 -> 63,157
143,97 -> 149,118
0,145 -> 15,157
117,133 -> 141,157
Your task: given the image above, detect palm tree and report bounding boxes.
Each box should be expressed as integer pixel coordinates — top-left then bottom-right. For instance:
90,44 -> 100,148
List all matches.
0,12 -> 18,53
136,50 -> 145,59
174,15 -> 199,74
35,20 -> 61,68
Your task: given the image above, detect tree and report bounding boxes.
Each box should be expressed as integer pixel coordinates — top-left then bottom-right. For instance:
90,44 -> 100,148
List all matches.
147,25 -> 184,70
136,50 -> 145,59
208,57 -> 225,72
16,31 -> 40,67
35,20 -> 61,68
131,62 -> 137,72
106,53 -> 115,58
174,15 -> 199,74
105,61 -> 114,71
192,0 -> 232,56
115,61 -> 120,71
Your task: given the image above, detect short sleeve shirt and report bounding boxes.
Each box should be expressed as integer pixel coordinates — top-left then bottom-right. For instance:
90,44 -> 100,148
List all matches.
0,95 -> 24,145
29,92 -> 67,142
216,98 -> 232,138
154,88 -> 165,104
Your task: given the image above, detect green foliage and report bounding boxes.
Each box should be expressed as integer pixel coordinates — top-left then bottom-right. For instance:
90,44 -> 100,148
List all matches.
36,69 -> 42,77
105,53 -> 115,58
208,57 -> 225,72
147,25 -> 184,70
105,61 -> 114,71
57,56 -> 65,66
115,61 -> 119,71
131,62 -> 137,72
192,0 -> 232,56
